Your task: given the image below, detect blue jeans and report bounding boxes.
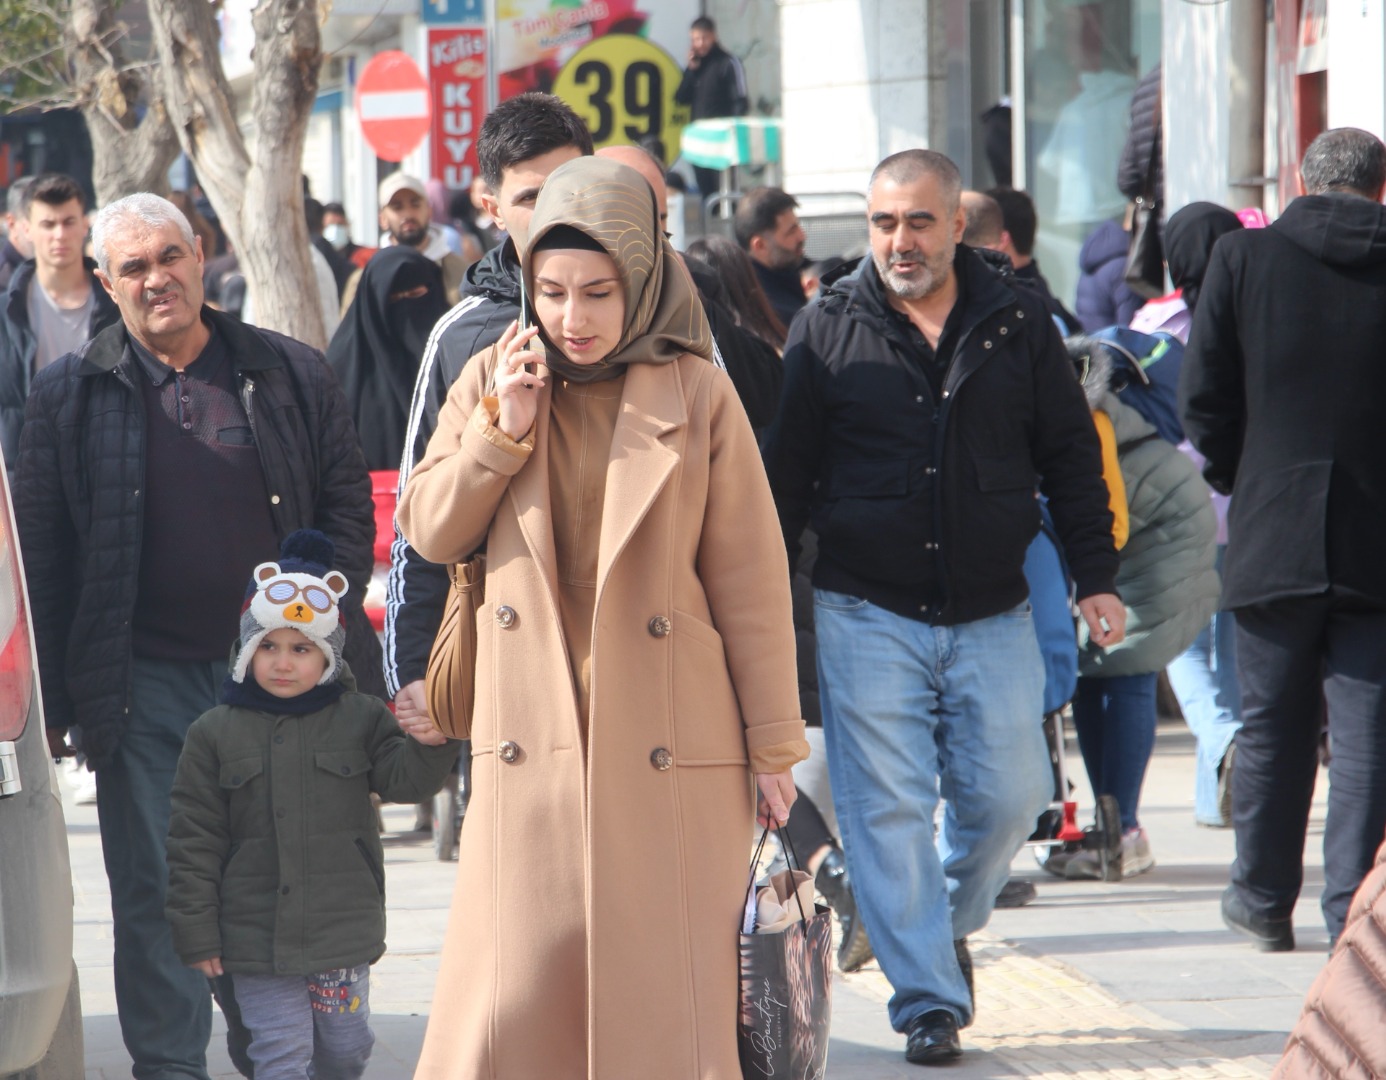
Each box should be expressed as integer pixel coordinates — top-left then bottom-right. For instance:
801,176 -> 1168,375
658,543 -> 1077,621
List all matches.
815,592 -> 1051,1031
233,965 -> 374,1080
96,657 -> 225,1079
1166,549 -> 1241,826
1071,673 -> 1158,833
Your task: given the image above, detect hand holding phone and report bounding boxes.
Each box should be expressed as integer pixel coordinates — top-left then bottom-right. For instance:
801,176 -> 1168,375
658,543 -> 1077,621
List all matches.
495,319 -> 546,441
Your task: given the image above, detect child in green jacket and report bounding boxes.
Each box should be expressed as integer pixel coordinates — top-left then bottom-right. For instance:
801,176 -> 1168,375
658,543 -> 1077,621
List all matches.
166,530 -> 457,1079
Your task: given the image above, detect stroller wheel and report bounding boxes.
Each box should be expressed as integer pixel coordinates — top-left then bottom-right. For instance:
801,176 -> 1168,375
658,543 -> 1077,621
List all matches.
1094,794 -> 1123,882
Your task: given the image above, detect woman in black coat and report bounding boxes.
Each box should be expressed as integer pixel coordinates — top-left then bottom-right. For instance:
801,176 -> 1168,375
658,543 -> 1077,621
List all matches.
327,247 -> 450,471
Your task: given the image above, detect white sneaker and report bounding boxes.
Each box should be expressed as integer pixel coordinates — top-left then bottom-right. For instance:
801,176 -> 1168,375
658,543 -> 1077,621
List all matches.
1119,827 -> 1155,878
71,767 -> 98,805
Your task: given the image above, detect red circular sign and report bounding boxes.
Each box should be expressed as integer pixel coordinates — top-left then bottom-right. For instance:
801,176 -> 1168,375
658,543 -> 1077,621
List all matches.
355,50 -> 431,163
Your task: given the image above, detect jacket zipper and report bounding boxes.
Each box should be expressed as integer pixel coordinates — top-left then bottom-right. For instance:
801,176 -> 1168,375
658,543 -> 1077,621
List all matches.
115,362 -> 146,722
926,293 -> 1019,617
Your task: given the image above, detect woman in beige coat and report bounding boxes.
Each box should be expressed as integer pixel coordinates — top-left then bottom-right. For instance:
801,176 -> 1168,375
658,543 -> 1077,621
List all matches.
398,157 -> 808,1079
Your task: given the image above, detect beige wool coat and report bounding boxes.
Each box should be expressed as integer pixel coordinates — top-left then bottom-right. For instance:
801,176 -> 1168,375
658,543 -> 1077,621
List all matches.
398,348 -> 807,1079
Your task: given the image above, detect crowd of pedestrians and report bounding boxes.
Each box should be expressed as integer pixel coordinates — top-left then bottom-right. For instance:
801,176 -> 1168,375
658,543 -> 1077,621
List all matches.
3,37 -> 1385,1077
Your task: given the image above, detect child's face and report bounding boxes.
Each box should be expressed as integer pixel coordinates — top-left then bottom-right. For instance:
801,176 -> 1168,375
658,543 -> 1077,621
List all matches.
252,627 -> 328,698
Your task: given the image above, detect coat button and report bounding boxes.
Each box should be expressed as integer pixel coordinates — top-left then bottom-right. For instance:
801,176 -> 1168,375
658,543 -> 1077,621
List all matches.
926,542 -> 938,550
983,340 -> 993,349
340,765 -> 351,775
648,615 -> 672,638
496,605 -> 517,629
999,326 -> 1009,335
651,748 -> 673,771
925,467 -> 936,476
270,494 -> 281,505
1016,310 -> 1025,318
281,885 -> 290,895
498,740 -> 520,763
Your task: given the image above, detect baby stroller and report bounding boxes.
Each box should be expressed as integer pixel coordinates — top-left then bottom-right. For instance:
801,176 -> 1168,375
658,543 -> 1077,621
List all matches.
1028,710 -> 1124,882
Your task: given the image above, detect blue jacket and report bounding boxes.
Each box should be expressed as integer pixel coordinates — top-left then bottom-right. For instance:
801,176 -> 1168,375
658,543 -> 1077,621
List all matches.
1075,221 -> 1143,333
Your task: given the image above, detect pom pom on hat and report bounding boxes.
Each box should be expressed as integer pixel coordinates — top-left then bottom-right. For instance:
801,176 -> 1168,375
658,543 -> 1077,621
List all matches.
231,530 -> 350,686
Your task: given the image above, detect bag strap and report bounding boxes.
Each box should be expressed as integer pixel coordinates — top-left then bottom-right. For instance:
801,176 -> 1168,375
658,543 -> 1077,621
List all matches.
743,823 -> 812,927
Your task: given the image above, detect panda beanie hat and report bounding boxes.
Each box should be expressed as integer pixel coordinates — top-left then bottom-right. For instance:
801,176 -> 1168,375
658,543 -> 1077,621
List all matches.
230,530 -> 350,686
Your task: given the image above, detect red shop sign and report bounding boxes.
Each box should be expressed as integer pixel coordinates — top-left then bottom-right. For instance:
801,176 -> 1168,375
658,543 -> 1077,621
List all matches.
429,28 -> 488,191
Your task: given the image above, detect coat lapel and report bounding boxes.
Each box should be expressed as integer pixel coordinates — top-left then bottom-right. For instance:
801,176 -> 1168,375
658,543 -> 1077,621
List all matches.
596,362 -> 686,597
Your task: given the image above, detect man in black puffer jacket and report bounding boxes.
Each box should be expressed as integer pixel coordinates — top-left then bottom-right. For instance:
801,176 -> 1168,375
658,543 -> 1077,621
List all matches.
763,149 -> 1122,1066
14,192 -> 377,1080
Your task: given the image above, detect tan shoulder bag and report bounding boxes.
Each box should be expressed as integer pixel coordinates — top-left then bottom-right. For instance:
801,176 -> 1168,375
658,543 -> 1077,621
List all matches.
424,553 -> 485,739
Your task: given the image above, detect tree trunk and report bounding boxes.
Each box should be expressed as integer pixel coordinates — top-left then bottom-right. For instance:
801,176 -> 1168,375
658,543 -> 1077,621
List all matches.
144,0 -> 326,350
67,0 -> 181,204
241,0 -> 325,349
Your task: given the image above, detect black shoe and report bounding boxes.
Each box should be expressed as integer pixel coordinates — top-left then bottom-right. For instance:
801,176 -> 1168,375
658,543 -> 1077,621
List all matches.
995,878 -> 1037,908
1221,886 -> 1294,952
814,847 -> 875,973
954,938 -> 974,1021
904,1009 -> 962,1065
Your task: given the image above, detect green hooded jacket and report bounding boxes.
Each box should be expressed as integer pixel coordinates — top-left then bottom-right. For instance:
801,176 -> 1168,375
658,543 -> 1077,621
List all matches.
165,670 -> 458,975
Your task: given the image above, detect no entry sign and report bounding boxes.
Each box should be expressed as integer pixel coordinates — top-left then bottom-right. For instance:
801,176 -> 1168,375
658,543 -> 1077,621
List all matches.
355,50 -> 431,163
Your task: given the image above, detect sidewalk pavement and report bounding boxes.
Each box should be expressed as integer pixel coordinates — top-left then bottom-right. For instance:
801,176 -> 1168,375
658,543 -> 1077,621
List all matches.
70,719 -> 1328,1079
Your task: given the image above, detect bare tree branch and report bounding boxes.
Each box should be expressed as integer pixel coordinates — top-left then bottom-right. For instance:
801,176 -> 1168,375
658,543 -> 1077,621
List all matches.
67,0 -> 181,201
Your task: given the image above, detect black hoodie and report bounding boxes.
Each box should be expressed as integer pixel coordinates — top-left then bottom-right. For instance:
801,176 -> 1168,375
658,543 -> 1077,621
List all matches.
1180,192 -> 1386,608
385,241 -> 523,695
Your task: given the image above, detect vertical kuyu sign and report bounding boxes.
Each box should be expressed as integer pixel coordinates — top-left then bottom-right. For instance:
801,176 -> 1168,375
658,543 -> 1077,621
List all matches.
428,28 -> 488,190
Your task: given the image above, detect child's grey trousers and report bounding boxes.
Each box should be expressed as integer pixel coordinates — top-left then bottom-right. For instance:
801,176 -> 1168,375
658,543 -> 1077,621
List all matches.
231,964 -> 374,1080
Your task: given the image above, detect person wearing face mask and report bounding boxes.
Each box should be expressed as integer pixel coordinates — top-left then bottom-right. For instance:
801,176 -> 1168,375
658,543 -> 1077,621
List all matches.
322,202 -> 376,272
397,156 -> 807,1079
326,246 -> 449,471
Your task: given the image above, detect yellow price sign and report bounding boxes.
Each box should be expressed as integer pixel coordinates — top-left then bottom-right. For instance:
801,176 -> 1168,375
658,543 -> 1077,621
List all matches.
553,34 -> 690,167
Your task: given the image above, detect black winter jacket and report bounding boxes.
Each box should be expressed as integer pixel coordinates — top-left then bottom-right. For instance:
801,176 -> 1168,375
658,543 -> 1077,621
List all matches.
1180,193 -> 1386,610
674,42 -> 748,121
15,308 -> 380,766
0,259 -> 120,474
763,247 -> 1118,625
1118,64 -> 1163,208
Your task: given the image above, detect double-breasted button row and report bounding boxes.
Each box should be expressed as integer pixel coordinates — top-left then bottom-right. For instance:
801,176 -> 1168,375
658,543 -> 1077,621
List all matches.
496,605 -> 517,629
498,740 -> 520,763
650,748 -> 673,771
648,615 -> 672,638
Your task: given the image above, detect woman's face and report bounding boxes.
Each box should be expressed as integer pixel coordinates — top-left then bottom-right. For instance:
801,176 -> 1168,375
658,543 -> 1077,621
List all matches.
531,247 -> 625,365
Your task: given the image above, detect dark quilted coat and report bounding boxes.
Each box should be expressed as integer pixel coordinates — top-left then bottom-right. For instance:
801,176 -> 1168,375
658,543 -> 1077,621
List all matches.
14,307 -> 380,768
1274,836 -> 1386,1079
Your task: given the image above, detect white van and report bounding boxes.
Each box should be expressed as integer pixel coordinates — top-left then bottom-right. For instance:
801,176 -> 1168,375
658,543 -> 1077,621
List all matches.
0,451 -> 82,1079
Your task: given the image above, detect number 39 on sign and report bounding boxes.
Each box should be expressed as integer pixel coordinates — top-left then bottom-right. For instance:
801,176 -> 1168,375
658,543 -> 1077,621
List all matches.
553,35 -> 689,167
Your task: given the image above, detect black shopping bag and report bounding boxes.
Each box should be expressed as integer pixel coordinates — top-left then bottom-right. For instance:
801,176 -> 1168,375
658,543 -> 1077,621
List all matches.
737,826 -> 833,1079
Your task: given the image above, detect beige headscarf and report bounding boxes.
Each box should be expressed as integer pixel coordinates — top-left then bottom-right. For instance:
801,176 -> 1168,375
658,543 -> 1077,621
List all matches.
522,157 -> 714,383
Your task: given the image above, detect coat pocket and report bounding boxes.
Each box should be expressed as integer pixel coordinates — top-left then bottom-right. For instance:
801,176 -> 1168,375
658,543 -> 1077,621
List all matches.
218,757 -> 265,790
314,750 -> 373,781
672,611 -> 749,765
353,837 -> 386,896
1223,460 -> 1331,607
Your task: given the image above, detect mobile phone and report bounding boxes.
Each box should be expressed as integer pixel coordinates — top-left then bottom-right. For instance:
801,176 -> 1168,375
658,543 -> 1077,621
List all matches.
518,278 -> 536,374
